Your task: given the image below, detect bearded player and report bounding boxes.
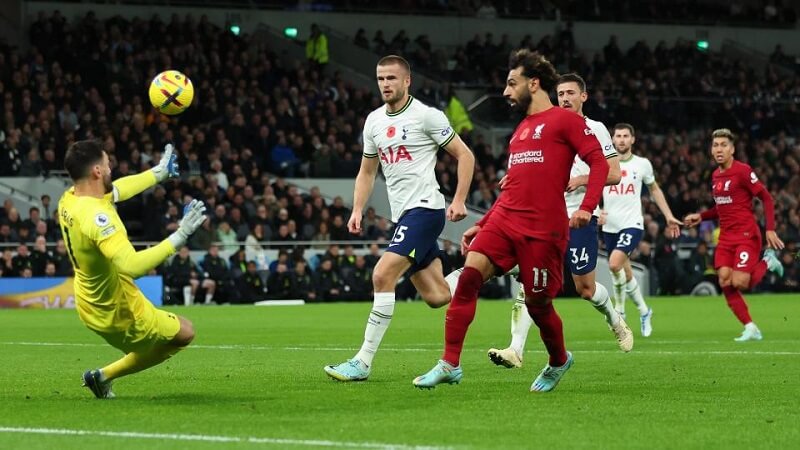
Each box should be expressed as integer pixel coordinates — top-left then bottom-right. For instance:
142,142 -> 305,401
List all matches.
486,73 -> 632,371
58,140 -> 207,398
413,50 -> 609,392
684,128 -> 784,341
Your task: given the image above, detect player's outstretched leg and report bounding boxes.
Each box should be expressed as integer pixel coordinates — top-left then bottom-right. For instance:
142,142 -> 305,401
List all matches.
326,252 -> 410,381
324,292 -> 394,381
414,265 -> 485,389
525,299 -> 572,392
721,284 -> 762,342
82,369 -> 115,399
488,286 -> 530,368
584,282 -> 633,352
762,249 -> 784,278
85,314 -> 194,398
530,351 -> 574,393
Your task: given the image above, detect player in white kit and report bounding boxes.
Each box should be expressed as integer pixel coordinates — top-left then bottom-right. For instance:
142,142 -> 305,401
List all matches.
324,55 -> 475,382
486,73 -> 634,369
602,123 -> 682,337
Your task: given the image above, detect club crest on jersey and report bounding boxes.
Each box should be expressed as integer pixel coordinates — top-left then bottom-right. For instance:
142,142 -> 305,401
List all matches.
402,126 -> 409,140
532,124 -> 545,139
95,213 -> 110,227
378,145 -> 413,164
387,126 -> 396,138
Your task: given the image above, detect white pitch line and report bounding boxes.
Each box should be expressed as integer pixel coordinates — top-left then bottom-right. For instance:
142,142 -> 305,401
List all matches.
0,426 -> 453,450
1,341 -> 800,355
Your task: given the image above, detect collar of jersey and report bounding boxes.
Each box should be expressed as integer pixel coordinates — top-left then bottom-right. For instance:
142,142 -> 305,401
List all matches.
386,96 -> 413,116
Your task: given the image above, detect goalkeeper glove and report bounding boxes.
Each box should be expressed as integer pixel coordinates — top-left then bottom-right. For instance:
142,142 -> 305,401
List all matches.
152,143 -> 180,182
167,199 -> 207,248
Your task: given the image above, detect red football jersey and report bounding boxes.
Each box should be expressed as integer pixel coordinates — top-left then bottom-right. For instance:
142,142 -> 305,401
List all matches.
710,160 -> 768,243
479,107 -> 605,240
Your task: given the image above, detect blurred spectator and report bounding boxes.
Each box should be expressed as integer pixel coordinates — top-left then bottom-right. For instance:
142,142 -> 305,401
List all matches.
267,261 -> 292,299
165,246 -> 216,305
29,236 -> 50,276
341,255 -> 373,300
290,260 -> 316,301
314,258 -> 342,301
202,245 -> 232,303
239,261 -> 267,302
11,244 -> 32,276
51,240 -> 74,276
305,23 -> 329,73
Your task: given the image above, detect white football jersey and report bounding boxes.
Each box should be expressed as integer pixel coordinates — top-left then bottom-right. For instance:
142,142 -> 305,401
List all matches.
602,154 -> 655,233
564,116 -> 617,217
362,96 -> 454,222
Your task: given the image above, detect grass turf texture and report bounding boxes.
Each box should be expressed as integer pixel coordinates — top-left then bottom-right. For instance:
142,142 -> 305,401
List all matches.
1,295 -> 798,450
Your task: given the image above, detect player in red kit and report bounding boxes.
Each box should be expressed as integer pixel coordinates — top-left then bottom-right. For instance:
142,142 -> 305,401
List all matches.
413,49 -> 609,392
684,128 -> 784,342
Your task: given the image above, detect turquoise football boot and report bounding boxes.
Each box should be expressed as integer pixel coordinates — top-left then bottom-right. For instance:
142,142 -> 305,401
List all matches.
530,352 -> 573,393
413,360 -> 463,389
324,358 -> 370,381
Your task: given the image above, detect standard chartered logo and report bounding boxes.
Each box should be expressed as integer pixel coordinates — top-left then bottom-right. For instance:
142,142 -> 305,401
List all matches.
509,150 -> 544,165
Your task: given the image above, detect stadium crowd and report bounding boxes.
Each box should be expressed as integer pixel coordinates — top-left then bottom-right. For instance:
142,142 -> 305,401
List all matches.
0,11 -> 798,297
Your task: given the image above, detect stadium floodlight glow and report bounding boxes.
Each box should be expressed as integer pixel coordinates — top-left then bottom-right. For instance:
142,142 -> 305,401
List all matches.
696,40 -> 709,51
284,27 -> 298,39
230,25 -> 241,36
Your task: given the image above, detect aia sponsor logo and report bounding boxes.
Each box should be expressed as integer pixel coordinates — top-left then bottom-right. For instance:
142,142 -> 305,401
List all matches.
378,145 -> 412,164
606,184 -> 635,195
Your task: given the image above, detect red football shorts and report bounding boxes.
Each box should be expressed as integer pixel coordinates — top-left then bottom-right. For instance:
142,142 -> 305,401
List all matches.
468,216 -> 566,300
714,237 -> 762,272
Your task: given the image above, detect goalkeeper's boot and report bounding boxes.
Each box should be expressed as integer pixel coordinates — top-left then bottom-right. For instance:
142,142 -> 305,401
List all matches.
413,360 -> 462,389
530,352 -> 573,393
82,369 -> 115,399
487,347 -> 523,368
324,358 -> 370,382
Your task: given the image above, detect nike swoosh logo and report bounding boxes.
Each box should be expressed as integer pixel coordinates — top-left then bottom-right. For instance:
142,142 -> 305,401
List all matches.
532,288 -> 546,293
575,264 -> 589,270
388,244 -> 400,247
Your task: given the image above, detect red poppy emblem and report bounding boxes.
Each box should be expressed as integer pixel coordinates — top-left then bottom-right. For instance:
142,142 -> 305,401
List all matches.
621,170 -> 628,177
387,126 -> 396,138
519,128 -> 530,140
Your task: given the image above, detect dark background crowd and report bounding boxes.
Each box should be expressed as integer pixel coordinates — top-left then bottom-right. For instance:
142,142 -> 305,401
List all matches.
1,9 -> 798,299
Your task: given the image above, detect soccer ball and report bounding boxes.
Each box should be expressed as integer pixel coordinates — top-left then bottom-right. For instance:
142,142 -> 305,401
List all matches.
148,70 -> 194,115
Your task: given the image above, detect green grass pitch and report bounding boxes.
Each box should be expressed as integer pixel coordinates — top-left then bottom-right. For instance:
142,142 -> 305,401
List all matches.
1,294 -> 798,449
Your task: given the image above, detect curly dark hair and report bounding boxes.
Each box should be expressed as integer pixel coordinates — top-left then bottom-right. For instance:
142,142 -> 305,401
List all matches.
508,49 -> 559,92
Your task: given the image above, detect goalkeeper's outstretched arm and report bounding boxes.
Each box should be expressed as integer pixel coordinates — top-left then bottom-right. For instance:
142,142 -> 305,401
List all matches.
97,199 -> 207,279
112,144 -> 179,203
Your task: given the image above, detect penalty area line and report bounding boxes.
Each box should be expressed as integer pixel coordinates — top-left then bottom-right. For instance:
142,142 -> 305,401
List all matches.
0,426 -> 454,450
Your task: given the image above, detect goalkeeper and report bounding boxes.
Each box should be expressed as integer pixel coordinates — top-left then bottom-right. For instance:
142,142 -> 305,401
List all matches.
56,139 -> 207,399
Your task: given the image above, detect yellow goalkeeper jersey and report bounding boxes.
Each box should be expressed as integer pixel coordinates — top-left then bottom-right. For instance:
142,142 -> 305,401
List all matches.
57,172 -> 175,332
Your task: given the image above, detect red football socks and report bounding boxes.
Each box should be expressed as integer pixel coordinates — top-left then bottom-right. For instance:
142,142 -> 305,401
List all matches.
749,260 -> 768,290
526,301 -> 568,367
442,266 -> 483,367
722,285 -> 752,325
